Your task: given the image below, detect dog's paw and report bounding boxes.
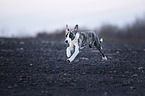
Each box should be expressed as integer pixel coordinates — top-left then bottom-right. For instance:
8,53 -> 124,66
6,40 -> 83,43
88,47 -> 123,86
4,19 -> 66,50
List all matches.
102,56 -> 107,61
67,59 -> 71,63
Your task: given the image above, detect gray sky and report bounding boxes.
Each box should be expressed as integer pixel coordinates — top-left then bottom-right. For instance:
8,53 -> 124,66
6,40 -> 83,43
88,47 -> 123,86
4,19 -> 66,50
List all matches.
0,0 -> 145,37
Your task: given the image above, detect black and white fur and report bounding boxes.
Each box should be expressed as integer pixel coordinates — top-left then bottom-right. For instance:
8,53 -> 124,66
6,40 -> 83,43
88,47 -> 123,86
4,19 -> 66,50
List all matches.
65,24 -> 107,63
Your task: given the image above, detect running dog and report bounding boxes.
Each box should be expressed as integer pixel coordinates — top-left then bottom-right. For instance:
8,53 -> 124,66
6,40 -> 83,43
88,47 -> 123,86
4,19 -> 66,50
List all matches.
65,24 -> 107,63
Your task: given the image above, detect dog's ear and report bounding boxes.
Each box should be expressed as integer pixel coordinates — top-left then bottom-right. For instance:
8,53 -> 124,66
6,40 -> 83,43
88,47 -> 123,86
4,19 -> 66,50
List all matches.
66,24 -> 69,34
74,24 -> 78,31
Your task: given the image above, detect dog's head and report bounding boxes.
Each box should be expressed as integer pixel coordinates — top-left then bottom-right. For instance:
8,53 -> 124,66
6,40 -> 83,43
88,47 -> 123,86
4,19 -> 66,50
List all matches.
65,24 -> 78,44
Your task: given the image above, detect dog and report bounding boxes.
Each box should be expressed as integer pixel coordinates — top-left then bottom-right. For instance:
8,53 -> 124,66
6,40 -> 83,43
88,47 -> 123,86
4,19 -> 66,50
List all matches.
65,24 -> 107,63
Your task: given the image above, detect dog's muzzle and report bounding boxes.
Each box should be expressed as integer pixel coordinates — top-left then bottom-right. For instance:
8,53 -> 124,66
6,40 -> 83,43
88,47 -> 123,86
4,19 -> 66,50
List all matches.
65,40 -> 68,44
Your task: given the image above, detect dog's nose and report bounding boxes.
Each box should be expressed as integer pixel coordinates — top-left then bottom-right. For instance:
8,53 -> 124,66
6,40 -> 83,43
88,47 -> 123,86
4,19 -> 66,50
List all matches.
65,40 -> 68,43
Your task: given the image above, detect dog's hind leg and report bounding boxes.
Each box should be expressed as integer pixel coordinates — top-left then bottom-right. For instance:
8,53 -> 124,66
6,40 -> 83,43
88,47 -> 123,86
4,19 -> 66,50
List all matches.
94,41 -> 107,60
94,41 -> 104,56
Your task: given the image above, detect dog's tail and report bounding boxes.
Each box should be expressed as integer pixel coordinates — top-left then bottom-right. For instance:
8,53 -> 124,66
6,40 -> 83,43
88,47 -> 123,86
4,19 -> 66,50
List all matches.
100,38 -> 103,43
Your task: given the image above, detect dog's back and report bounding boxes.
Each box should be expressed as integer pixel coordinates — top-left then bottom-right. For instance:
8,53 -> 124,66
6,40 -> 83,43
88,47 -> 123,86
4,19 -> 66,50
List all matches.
78,31 -> 100,49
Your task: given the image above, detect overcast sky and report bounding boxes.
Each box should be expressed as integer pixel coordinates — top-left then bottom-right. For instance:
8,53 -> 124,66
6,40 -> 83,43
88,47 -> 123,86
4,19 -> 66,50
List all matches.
0,0 -> 145,37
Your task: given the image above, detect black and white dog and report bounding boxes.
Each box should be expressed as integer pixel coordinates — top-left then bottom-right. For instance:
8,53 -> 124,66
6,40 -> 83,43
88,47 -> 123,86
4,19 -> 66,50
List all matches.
65,24 -> 107,63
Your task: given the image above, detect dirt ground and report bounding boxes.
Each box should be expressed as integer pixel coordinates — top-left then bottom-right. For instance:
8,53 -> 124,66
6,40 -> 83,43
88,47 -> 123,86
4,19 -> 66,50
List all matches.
0,38 -> 145,96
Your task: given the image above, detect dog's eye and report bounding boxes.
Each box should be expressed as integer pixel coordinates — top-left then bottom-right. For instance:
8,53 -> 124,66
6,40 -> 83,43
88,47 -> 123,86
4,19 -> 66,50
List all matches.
69,33 -> 75,40
69,33 -> 73,38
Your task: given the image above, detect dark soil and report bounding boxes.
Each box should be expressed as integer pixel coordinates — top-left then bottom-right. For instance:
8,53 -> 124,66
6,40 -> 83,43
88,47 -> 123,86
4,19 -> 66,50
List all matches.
0,38 -> 145,96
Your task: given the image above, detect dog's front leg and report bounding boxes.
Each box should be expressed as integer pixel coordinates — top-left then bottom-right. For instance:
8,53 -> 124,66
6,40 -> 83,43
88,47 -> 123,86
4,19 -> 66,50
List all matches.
66,47 -> 73,58
66,43 -> 73,58
67,44 -> 79,62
